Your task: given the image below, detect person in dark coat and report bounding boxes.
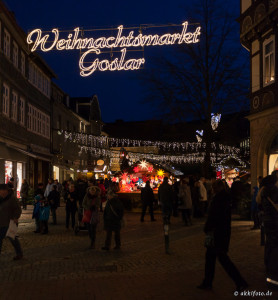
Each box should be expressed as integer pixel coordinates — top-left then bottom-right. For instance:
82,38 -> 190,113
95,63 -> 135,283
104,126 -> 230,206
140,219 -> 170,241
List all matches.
102,190 -> 124,250
158,177 -> 173,222
82,186 -> 101,249
0,184 -> 23,260
34,183 -> 44,198
65,184 -> 78,230
20,179 -> 29,210
140,181 -> 156,222
260,171 -> 278,288
48,185 -> 60,225
198,179 -> 247,291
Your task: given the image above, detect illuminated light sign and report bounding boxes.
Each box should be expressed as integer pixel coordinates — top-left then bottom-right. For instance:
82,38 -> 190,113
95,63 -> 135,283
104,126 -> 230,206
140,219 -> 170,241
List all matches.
27,22 -> 201,76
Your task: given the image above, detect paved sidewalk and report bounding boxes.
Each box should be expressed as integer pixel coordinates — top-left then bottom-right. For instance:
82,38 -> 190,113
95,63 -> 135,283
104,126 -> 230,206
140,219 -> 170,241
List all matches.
0,206 -> 277,300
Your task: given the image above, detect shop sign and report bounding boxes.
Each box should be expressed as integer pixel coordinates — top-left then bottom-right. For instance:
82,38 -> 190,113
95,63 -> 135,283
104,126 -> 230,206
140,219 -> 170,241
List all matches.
27,22 -> 201,77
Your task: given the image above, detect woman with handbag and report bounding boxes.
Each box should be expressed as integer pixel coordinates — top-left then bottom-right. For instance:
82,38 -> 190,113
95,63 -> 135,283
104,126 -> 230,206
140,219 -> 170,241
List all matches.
82,186 -> 101,249
197,179 -> 247,292
102,190 -> 124,251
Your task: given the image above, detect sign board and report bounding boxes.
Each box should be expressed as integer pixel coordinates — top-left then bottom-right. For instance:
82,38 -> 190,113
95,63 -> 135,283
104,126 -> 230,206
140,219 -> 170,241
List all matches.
27,22 -> 201,77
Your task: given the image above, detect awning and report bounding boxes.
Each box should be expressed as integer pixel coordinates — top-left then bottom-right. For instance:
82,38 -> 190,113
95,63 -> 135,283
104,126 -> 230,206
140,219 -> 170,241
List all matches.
6,144 -> 52,162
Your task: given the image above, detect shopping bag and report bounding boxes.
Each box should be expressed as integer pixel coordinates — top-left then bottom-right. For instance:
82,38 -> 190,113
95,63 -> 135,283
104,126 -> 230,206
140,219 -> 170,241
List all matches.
6,220 -> 18,240
82,210 -> 92,223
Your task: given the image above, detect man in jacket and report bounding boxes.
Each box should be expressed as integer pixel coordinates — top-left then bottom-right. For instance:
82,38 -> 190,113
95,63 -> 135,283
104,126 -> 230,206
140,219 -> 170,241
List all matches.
48,185 -> 60,225
158,177 -> 173,220
198,180 -> 247,291
0,184 -> 23,260
140,181 -> 156,222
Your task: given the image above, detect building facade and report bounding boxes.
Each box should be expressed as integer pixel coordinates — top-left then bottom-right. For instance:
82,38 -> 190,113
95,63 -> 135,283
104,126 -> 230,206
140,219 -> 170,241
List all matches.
0,1 -> 54,195
239,0 -> 278,187
0,1 -> 104,193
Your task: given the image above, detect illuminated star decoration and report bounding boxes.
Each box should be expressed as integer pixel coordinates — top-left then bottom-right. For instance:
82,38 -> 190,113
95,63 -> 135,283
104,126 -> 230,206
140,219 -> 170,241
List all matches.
148,166 -> 154,173
112,177 -> 118,182
157,169 -> 165,177
133,166 -> 140,173
139,160 -> 148,170
121,173 -> 129,182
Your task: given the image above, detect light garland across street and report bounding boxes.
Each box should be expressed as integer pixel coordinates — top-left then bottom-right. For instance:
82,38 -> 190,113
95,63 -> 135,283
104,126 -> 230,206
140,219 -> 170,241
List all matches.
61,131 -> 240,155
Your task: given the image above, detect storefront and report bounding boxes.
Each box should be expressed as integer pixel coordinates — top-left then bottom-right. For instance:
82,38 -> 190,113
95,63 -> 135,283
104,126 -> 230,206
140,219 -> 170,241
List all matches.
0,142 -> 27,198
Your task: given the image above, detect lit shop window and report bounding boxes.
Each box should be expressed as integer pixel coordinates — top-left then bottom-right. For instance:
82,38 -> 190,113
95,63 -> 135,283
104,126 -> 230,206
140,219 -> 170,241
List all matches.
13,42 -> 18,68
19,97 -> 25,125
264,36 -> 275,85
4,29 -> 10,58
5,161 -> 13,184
11,91 -> 18,121
2,83 -> 10,117
269,154 -> 278,175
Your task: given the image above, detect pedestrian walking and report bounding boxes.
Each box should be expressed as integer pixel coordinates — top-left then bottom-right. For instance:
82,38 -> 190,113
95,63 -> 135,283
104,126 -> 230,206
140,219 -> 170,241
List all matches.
44,178 -> 54,199
32,195 -> 41,233
102,190 -> 124,251
158,177 -> 173,254
197,179 -> 248,291
178,177 -> 192,226
48,185 -> 60,225
65,184 -> 78,230
260,171 -> 278,289
82,186 -> 101,249
0,184 -> 23,260
39,197 -> 50,234
54,179 -> 62,206
20,179 -> 29,210
140,181 -> 156,222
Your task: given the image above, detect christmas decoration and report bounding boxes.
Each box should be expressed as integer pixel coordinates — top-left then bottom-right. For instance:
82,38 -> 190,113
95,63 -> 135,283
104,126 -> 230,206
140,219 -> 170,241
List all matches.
139,160 -> 148,170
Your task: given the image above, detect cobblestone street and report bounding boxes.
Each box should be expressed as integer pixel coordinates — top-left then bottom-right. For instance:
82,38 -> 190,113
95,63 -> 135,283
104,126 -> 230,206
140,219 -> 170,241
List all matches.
0,206 -> 277,300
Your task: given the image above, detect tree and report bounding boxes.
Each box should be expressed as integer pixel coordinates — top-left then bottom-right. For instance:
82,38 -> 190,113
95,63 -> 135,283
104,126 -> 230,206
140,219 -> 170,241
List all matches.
140,0 -> 249,177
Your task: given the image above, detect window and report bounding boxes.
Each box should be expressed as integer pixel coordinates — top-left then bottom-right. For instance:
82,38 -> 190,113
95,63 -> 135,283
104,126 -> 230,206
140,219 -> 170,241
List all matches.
4,29 -> 10,58
2,84 -> 10,116
11,92 -> 18,121
28,60 -> 51,98
13,42 -> 18,68
27,104 -> 50,138
263,36 -> 275,85
21,51 -> 25,76
19,97 -> 25,125
27,105 -> 32,130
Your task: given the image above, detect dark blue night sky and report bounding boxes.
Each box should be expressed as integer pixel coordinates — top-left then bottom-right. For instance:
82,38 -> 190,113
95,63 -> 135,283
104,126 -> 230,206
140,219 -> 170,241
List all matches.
3,0 -> 243,123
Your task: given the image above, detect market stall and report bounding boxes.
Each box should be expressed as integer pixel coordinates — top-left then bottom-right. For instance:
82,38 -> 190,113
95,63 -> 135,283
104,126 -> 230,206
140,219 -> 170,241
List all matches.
112,160 -> 182,210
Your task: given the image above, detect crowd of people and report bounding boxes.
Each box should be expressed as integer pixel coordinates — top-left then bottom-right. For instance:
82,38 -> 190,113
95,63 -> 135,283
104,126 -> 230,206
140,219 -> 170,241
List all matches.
0,170 -> 277,291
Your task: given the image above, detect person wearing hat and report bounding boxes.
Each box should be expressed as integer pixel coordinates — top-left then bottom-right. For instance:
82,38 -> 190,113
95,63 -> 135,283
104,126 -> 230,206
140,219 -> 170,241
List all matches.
0,184 -> 23,260
82,186 -> 101,249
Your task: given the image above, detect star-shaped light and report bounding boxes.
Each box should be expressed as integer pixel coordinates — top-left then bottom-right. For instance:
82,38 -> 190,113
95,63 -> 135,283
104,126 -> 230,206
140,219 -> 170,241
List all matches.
139,160 -> 148,170
112,177 -> 118,182
148,166 -> 154,172
121,172 -> 129,182
157,169 -> 165,177
133,166 -> 140,173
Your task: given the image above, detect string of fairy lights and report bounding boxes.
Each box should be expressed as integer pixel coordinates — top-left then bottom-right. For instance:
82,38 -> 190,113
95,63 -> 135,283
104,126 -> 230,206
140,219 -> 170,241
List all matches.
58,130 -> 245,165
61,130 -> 240,155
